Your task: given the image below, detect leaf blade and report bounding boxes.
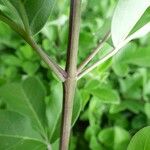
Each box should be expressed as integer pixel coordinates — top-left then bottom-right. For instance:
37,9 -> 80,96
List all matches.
127,126 -> 150,150
0,77 -> 47,135
111,0 -> 150,47
0,110 -> 47,150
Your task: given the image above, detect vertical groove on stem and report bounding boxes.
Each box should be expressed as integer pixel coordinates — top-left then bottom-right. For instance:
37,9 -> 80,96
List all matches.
60,0 -> 81,150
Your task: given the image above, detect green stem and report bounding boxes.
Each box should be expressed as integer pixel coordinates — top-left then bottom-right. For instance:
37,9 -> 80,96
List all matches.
60,0 -> 81,150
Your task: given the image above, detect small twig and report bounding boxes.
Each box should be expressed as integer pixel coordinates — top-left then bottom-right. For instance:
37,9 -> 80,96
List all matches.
27,36 -> 67,82
77,31 -> 111,73
77,37 -> 131,79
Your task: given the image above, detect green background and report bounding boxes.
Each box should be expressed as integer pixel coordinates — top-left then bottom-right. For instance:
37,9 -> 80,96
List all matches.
0,0 -> 150,149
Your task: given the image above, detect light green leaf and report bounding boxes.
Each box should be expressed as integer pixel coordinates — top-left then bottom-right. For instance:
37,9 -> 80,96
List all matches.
91,87 -> 120,104
128,126 -> 150,150
0,77 -> 47,135
113,43 -> 150,76
98,126 -> 130,149
0,110 -> 46,150
98,127 -> 114,147
111,0 -> 150,47
110,100 -> 144,114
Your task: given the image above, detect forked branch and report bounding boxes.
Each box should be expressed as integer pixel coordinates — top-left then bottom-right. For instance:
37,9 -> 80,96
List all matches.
77,31 -> 111,73
77,37 -> 131,79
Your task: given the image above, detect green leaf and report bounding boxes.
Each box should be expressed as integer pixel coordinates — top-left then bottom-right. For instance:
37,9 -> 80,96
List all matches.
22,61 -> 39,75
126,22 -> 150,43
111,0 -> 150,47
0,22 -> 20,48
98,127 -> 114,147
1,55 -> 22,67
90,136 -> 103,150
128,126 -> 150,150
130,8 -> 150,35
91,87 -> 120,104
46,81 -> 62,141
46,81 -> 82,143
98,126 -> 130,150
0,77 -> 47,135
0,110 -> 46,150
72,89 -> 82,126
145,103 -> 150,119
113,43 -> 150,77
119,72 -> 143,100
19,44 -> 34,59
110,100 -> 144,114
0,0 -> 54,35
0,137 -> 47,150
122,8 -> 150,43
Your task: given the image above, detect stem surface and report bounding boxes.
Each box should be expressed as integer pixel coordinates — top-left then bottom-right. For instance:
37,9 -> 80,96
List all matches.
60,0 -> 81,150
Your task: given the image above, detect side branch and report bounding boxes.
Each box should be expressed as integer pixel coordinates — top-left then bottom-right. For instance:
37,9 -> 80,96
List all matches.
27,36 -> 67,82
77,31 -> 111,73
77,37 -> 131,79
0,14 -> 67,82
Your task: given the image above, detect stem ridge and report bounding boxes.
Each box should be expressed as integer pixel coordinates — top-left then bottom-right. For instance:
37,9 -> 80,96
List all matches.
60,0 -> 81,150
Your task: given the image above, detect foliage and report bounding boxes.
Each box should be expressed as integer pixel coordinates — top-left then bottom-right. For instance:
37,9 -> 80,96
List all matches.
0,0 -> 54,35
0,0 -> 150,150
128,126 -> 150,150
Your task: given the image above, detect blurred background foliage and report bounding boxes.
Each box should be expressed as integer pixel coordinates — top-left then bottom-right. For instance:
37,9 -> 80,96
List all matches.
0,0 -> 150,150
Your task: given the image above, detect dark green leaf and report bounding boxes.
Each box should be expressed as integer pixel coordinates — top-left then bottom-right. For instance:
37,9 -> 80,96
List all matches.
0,0 -> 54,35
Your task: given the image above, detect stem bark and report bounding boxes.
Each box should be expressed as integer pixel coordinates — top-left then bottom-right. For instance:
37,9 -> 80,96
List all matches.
60,0 -> 81,150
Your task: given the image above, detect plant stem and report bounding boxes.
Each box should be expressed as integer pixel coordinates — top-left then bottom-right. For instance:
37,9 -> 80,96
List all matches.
60,0 -> 81,150
77,31 -> 111,73
77,37 -> 131,79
